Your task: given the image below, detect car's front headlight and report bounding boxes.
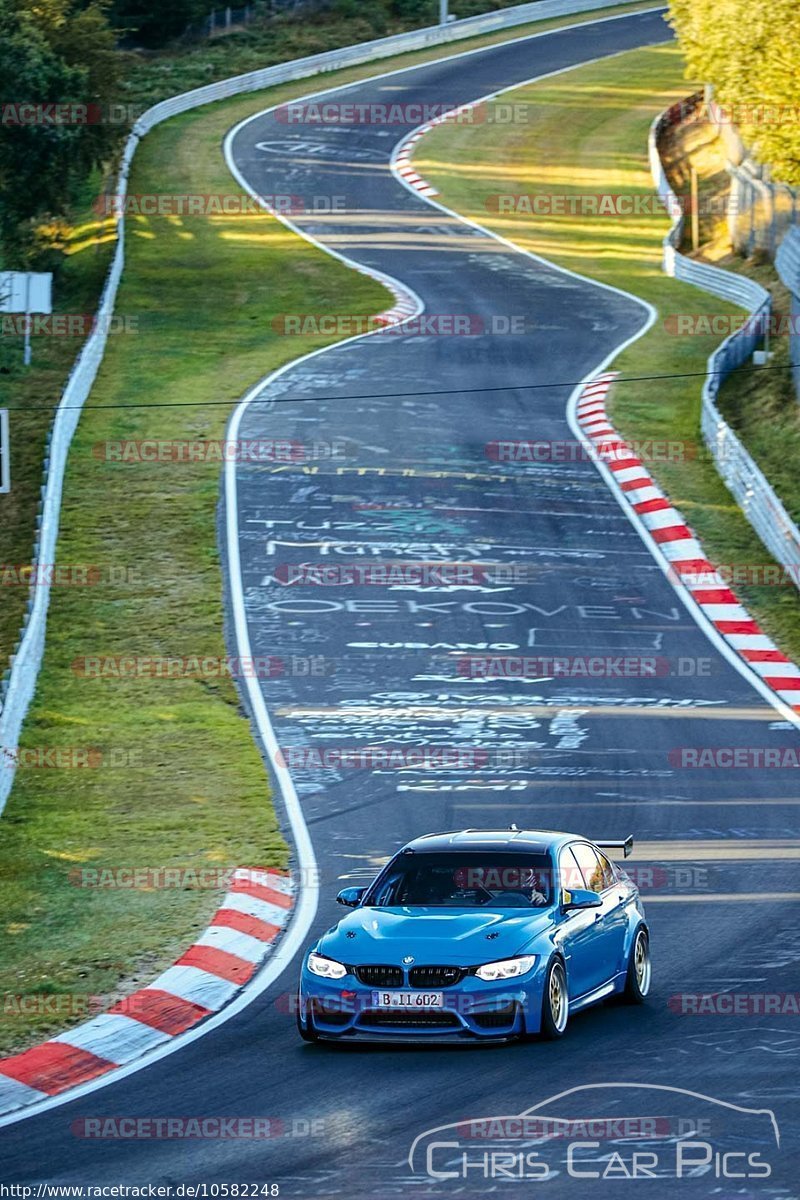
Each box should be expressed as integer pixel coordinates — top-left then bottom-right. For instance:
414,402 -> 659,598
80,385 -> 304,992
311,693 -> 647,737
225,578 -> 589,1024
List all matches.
474,955 -> 536,981
307,952 -> 348,980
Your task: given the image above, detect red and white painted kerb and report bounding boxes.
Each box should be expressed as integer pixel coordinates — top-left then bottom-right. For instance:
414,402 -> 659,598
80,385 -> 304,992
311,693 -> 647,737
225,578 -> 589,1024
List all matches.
0,868 -> 294,1116
372,283 -> 420,328
259,196 -> 419,332
394,126 -> 439,197
361,264 -> 419,328
576,373 -> 800,714
393,107 -> 473,198
393,102 -> 491,199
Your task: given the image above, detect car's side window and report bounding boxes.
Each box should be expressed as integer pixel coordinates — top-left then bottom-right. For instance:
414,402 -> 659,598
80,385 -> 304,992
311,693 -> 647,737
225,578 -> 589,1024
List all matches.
571,842 -> 607,894
558,846 -> 586,900
594,850 -> 616,890
373,871 -> 402,906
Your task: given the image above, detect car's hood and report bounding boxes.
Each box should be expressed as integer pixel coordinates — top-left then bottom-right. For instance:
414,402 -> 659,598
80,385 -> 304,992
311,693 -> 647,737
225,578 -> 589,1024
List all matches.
316,906 -> 553,966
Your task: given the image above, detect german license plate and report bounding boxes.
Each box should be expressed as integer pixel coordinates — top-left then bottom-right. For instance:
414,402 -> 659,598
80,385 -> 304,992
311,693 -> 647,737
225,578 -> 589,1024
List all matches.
371,990 -> 444,1008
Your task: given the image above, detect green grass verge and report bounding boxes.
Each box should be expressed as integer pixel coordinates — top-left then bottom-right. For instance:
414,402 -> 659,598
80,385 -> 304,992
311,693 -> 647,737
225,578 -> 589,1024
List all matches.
418,41 -> 800,660
0,175 -> 117,672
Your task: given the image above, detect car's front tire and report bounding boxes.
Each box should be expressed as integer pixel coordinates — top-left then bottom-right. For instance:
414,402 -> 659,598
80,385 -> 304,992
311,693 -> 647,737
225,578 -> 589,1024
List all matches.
623,927 -> 651,1004
539,958 -> 569,1039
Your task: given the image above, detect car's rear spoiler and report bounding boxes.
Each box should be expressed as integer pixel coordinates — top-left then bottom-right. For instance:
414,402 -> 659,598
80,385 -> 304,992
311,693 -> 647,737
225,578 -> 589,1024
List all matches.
597,836 -> 634,859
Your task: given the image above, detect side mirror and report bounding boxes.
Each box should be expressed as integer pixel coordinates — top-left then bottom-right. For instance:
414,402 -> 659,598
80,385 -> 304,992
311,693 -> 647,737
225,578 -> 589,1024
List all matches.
563,887 -> 602,911
336,886 -> 366,908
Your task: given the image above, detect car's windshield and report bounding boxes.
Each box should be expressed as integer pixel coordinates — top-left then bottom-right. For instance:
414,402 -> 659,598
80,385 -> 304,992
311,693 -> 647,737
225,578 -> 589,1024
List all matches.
364,852 -> 554,908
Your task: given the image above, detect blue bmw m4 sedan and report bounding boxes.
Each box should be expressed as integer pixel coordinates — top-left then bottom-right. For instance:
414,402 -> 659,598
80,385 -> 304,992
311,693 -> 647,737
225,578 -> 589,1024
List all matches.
297,827 -> 651,1043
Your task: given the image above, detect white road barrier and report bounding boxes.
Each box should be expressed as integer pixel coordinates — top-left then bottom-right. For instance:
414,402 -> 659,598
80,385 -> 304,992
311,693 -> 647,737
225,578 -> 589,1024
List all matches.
649,101 -> 800,592
0,0 -> 649,814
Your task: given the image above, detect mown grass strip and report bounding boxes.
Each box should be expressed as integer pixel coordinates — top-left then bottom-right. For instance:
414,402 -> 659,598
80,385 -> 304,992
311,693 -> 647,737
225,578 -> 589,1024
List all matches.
0,178 -> 117,670
417,41 -> 800,660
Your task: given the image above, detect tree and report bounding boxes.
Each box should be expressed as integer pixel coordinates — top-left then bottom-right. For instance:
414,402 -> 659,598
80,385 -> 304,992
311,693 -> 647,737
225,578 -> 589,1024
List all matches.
0,0 -> 120,268
668,0 -> 800,185
109,0 -> 214,47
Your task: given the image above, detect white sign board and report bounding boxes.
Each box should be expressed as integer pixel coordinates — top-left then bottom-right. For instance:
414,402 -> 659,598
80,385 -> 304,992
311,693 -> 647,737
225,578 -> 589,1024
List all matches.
0,271 -> 52,315
0,272 -> 53,364
0,410 -> 9,494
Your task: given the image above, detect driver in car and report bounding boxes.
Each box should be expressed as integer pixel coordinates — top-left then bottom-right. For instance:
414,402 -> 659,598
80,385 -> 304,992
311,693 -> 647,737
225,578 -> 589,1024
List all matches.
451,865 -> 550,906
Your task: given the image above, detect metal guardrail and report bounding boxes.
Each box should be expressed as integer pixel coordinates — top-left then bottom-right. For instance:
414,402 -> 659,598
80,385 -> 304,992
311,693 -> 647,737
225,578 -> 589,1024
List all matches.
725,159 -> 798,260
775,225 -> 800,403
0,0 -> 646,813
702,95 -> 800,261
649,101 -> 800,590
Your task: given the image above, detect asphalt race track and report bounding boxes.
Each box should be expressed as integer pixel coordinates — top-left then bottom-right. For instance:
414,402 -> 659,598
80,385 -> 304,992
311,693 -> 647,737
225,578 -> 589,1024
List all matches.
3,8 -> 799,1197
